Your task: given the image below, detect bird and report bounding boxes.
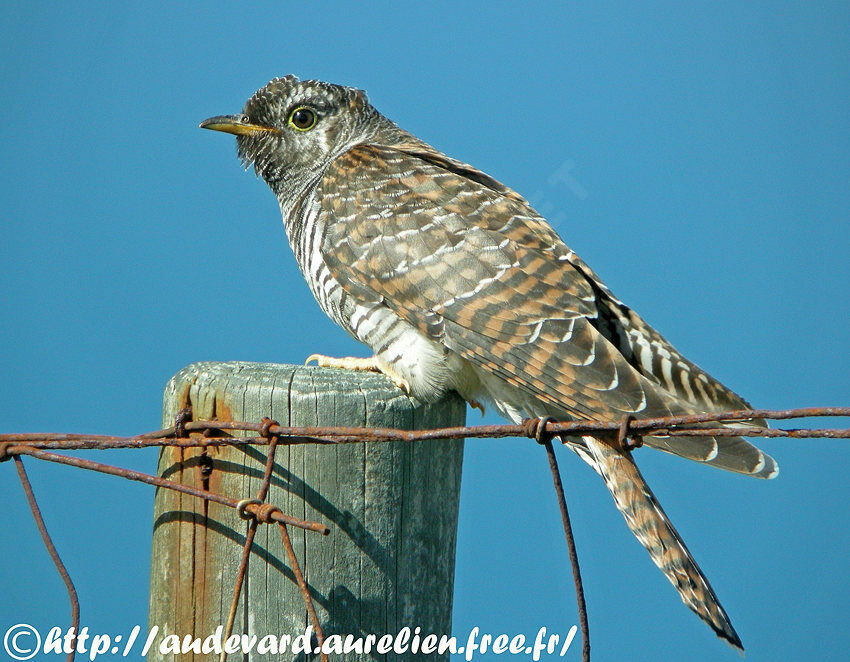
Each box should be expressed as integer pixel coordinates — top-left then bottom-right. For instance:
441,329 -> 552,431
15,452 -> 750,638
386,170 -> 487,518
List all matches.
201,75 -> 777,650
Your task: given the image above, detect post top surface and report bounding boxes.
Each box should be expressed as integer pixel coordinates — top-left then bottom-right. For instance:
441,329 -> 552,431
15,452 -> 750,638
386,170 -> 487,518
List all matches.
165,360 -> 465,417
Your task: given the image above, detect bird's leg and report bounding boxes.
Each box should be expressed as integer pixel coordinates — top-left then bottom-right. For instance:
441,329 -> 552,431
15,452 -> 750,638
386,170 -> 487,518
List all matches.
305,354 -> 411,395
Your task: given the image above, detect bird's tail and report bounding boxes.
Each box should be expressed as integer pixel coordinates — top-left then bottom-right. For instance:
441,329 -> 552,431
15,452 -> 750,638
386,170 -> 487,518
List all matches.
580,435 -> 743,650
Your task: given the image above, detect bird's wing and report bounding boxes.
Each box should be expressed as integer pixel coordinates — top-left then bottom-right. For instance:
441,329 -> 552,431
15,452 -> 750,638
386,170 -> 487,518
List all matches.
318,142 -> 777,477
384,139 -> 767,422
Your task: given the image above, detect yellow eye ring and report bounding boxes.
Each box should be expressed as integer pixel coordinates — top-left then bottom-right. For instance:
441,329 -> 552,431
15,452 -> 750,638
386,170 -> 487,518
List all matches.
288,106 -> 317,131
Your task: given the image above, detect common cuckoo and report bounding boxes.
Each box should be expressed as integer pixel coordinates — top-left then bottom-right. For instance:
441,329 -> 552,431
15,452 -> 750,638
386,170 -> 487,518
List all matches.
201,75 -> 777,650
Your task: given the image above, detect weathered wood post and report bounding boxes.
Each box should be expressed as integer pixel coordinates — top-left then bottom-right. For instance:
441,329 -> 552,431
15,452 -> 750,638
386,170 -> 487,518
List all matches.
149,361 -> 465,661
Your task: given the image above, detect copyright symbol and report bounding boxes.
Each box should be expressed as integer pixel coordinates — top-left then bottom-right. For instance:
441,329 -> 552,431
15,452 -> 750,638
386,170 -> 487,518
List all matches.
4,624 -> 41,661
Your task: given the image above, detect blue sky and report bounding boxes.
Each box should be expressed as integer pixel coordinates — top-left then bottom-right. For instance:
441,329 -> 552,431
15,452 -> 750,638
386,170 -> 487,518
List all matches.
1,2 -> 848,660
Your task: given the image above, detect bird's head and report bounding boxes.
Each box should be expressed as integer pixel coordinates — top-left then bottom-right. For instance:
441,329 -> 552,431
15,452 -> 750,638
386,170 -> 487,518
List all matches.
201,75 -> 383,194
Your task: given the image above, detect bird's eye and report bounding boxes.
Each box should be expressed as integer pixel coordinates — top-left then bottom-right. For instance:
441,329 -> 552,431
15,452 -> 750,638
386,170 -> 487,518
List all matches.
288,106 -> 317,131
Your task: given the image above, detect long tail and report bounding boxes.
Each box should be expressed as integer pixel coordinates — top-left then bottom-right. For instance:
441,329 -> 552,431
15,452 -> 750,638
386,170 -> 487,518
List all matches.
581,435 -> 743,650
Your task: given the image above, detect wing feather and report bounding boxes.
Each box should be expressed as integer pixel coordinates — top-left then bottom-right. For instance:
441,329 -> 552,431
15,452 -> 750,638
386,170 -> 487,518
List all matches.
318,142 -> 777,478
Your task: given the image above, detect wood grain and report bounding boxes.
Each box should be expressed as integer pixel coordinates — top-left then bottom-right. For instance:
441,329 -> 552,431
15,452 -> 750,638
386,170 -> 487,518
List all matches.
149,361 -> 465,661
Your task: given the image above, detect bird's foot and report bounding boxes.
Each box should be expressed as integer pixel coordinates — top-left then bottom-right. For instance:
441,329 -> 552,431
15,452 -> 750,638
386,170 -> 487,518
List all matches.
305,354 -> 411,395
306,354 -> 380,372
468,399 -> 486,415
380,366 -> 412,395
617,414 -> 643,451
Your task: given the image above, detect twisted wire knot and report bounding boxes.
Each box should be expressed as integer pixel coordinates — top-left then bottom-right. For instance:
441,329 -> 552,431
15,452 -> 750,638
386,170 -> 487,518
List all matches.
235,498 -> 281,523
259,417 -> 280,440
521,416 -> 555,445
253,503 -> 282,523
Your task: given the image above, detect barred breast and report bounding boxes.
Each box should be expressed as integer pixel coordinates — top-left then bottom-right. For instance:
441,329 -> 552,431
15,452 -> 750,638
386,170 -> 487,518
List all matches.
280,183 -> 469,403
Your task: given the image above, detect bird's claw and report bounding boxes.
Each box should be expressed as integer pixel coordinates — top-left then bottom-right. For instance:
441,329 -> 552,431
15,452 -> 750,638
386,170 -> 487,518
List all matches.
386,372 -> 411,396
468,399 -> 486,415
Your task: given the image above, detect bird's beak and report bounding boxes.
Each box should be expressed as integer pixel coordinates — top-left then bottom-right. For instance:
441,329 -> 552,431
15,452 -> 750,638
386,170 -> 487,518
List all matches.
199,115 -> 279,136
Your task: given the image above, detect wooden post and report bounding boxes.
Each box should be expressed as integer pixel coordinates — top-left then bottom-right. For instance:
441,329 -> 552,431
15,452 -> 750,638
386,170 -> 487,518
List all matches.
149,361 -> 465,661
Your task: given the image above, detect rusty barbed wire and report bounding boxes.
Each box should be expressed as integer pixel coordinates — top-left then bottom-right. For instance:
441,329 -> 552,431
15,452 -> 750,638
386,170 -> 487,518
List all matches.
218,417 -> 327,662
2,405 -> 848,662
219,417 -> 280,662
12,456 -> 80,662
529,416 -> 591,662
6,444 -> 329,534
2,407 -> 849,453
